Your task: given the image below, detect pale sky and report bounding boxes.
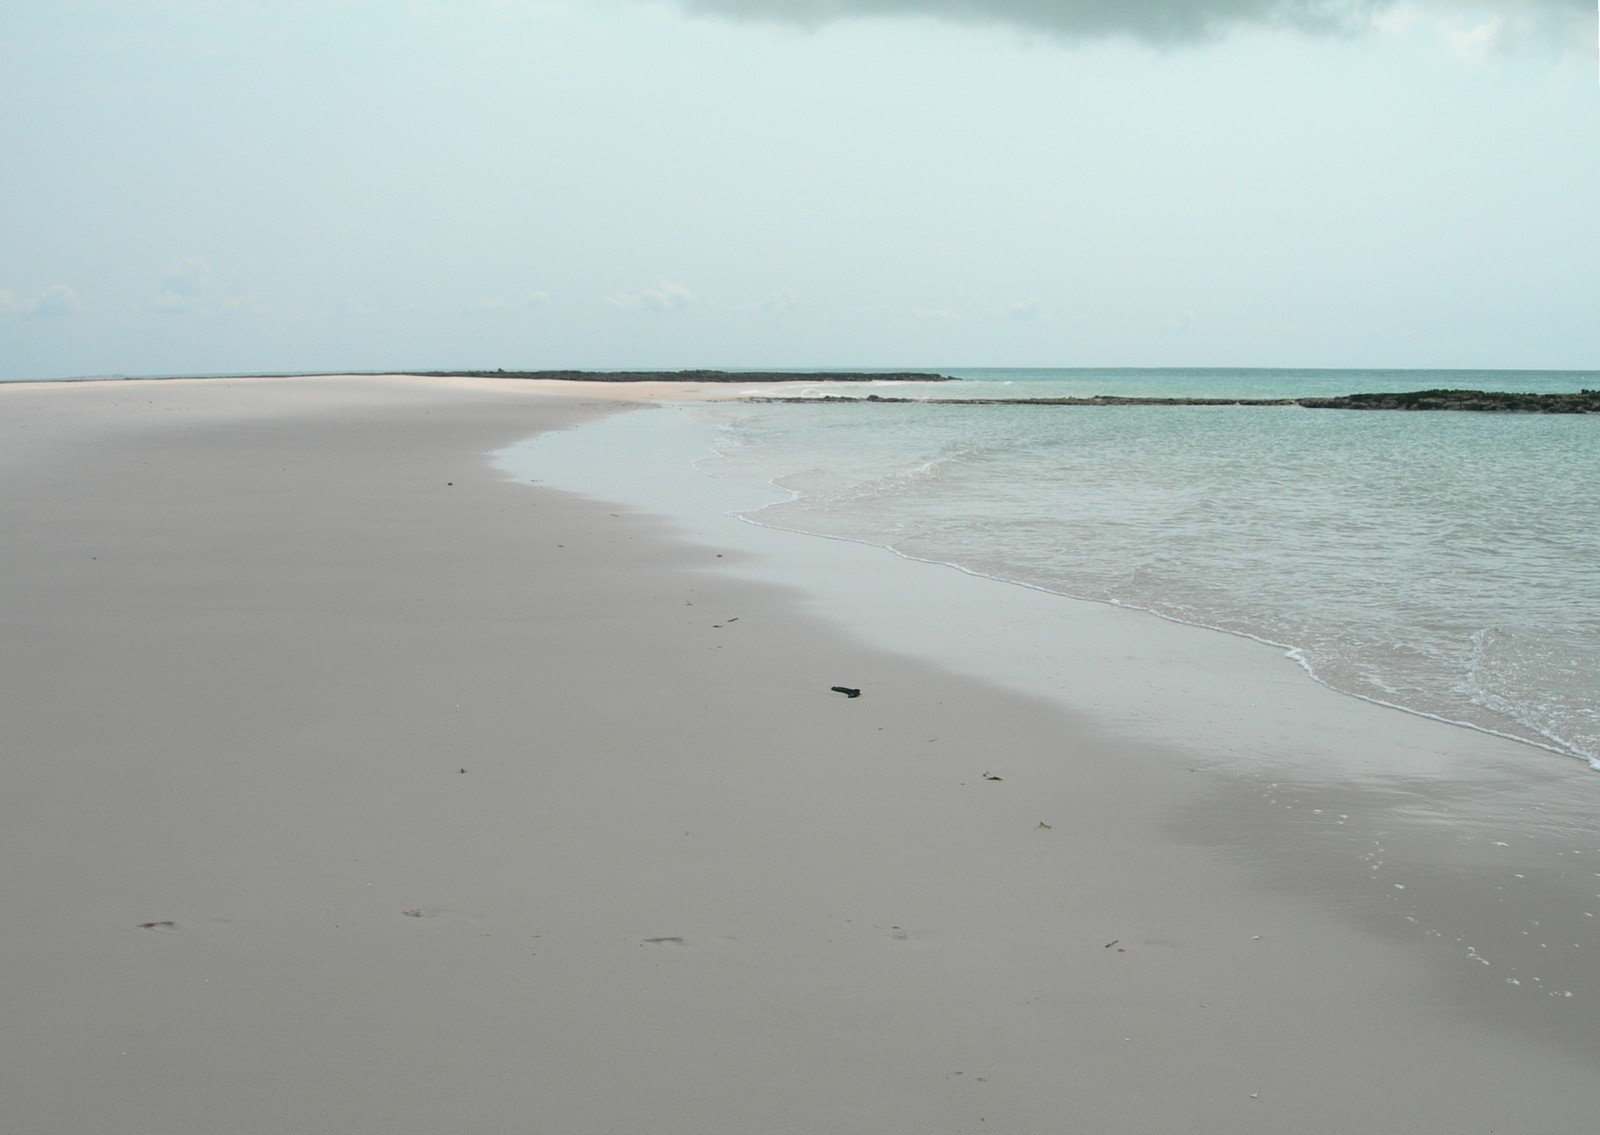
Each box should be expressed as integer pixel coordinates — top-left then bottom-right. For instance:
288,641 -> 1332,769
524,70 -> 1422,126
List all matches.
1,0 -> 1595,378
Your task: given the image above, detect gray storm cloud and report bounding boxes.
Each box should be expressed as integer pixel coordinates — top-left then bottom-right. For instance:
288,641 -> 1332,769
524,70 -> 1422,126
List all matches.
664,0 -> 1585,45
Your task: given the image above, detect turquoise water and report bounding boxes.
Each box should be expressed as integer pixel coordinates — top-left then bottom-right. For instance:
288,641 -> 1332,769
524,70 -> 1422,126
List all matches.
702,369 -> 1600,768
759,366 -> 1599,401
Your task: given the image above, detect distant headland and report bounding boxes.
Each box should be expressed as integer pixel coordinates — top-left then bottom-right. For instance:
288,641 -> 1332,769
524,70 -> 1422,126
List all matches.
4,370 -> 958,385
427,369 -> 957,384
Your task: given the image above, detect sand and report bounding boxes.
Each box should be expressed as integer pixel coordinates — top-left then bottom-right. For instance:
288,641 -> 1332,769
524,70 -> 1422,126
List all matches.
3,374 -> 1598,1134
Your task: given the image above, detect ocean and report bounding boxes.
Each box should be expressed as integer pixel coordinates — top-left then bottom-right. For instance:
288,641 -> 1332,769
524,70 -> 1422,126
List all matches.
670,368 -> 1599,771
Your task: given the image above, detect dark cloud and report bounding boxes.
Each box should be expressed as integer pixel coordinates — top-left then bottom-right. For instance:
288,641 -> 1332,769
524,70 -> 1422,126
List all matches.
663,0 -> 1585,46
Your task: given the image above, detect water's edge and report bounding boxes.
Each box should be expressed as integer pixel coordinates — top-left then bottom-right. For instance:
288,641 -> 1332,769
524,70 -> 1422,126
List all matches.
495,402 -> 1585,779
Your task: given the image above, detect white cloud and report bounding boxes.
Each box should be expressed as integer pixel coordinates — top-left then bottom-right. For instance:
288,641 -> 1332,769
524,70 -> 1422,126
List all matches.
733,287 -> 797,314
607,280 -> 698,312
408,0 -> 573,22
1245,318 -> 1315,334
1370,1 -> 1588,60
336,300 -> 383,318
467,290 -> 553,313
854,299 -> 963,321
999,297 -> 1042,321
162,256 -> 212,298
33,285 -> 84,318
1368,2 -> 1424,34
151,257 -> 215,314
1441,16 -> 1505,60
0,284 -> 84,320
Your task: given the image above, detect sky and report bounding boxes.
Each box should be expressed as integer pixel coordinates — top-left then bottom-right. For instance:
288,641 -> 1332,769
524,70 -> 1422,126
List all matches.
1,0 -> 1596,378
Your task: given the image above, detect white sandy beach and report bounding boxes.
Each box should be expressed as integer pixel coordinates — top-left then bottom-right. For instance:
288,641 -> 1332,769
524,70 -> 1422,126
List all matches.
4,374 -> 1599,1134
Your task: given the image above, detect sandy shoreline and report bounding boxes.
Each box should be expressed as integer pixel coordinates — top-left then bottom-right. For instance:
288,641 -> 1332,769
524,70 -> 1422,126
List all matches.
4,374 -> 1599,1132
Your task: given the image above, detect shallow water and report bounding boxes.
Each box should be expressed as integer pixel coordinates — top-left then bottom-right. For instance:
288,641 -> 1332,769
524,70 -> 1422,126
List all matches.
757,365 -> 1599,402
700,369 -> 1600,769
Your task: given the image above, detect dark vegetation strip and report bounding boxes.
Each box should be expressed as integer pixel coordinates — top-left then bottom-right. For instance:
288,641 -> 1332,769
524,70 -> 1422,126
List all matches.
18,369 -> 956,384
423,369 -> 956,383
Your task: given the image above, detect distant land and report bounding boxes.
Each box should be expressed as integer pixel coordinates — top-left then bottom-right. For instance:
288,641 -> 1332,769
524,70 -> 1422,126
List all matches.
764,388 -> 1600,414
7,374 -> 1595,412
0,370 -> 956,384
424,369 -> 956,383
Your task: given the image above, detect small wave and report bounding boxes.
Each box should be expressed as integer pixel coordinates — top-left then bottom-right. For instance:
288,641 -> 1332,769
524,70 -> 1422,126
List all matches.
740,445 -> 984,520
726,503 -> 1597,772
698,399 -> 1600,773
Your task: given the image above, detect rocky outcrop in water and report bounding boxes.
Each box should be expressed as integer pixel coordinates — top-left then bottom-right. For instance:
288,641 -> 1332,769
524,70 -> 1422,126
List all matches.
1294,389 -> 1600,412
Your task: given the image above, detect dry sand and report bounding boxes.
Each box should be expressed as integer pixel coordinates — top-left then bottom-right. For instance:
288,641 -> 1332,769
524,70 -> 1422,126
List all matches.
3,374 -> 1598,1133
